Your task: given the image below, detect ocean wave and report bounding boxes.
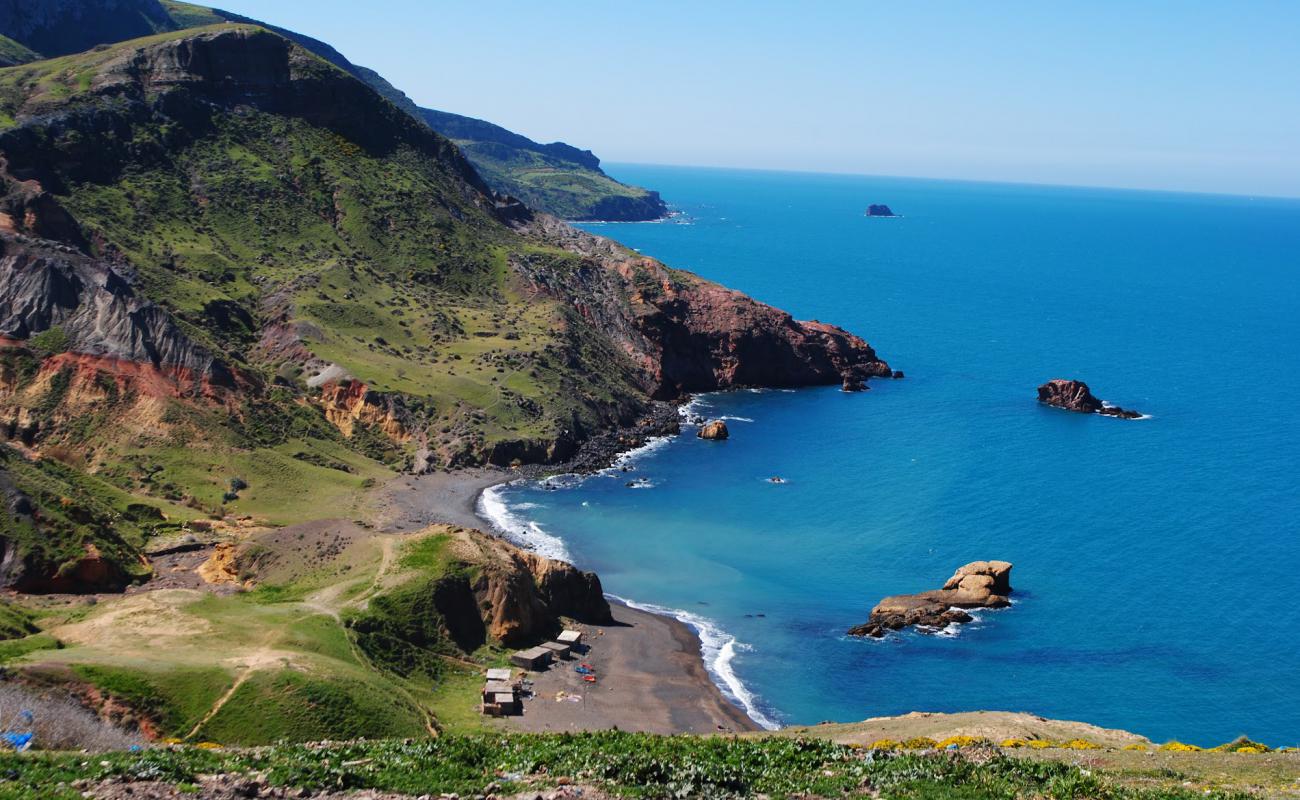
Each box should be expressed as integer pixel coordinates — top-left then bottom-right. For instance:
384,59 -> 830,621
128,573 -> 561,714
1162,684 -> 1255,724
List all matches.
611,595 -> 781,730
718,415 -> 755,422
609,435 -> 675,472
476,483 -> 573,562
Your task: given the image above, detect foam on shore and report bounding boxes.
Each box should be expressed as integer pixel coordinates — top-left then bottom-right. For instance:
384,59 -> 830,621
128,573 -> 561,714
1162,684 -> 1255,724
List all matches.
477,483 -> 573,562
611,595 -> 781,731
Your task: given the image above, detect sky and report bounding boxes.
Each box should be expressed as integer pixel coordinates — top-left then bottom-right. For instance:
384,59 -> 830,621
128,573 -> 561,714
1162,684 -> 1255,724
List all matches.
211,1 -> 1300,198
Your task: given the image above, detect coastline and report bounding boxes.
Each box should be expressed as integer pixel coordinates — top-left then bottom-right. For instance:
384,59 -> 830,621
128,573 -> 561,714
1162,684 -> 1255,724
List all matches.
370,408 -> 771,733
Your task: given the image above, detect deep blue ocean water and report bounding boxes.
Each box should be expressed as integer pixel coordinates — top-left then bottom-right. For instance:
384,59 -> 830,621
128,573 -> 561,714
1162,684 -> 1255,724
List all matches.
481,165 -> 1300,745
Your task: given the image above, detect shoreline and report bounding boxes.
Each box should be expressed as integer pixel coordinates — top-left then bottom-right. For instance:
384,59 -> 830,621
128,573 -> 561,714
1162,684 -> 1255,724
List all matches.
371,413 -> 771,732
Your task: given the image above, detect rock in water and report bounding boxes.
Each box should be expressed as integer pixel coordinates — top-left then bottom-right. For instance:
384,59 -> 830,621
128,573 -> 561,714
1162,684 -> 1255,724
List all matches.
847,560 -> 1013,638
697,420 -> 730,440
865,204 -> 898,217
1037,379 -> 1143,419
841,374 -> 867,392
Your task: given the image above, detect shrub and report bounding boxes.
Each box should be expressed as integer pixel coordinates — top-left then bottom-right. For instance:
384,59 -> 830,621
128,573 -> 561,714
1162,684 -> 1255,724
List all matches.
868,738 -> 901,750
1065,739 -> 1102,750
28,327 -> 71,357
1159,741 -> 1203,752
1028,739 -> 1056,749
902,736 -> 937,750
1001,738 -> 1027,748
1213,737 -> 1271,754
936,735 -> 989,749
1122,743 -> 1150,751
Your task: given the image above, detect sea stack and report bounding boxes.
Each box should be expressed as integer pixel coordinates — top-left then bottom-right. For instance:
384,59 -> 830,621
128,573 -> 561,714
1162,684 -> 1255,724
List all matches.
697,420 -> 730,440
865,204 -> 898,217
847,560 -> 1013,638
1037,379 -> 1143,419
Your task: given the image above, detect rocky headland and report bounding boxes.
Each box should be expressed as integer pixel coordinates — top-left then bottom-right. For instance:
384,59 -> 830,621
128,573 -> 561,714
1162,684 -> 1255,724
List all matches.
1038,379 -> 1143,419
848,560 -> 1013,638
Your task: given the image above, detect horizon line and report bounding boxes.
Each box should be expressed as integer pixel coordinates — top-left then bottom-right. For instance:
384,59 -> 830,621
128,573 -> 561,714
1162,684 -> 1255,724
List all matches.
600,160 -> 1300,203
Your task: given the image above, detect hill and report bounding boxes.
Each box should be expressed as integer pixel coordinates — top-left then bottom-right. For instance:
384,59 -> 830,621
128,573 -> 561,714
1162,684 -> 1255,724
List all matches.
0,23 -> 886,585
421,108 -> 669,221
0,0 -> 669,220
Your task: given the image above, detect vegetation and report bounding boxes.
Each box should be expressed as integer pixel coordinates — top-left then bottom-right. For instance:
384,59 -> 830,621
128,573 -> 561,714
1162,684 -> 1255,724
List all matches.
0,733 -> 1276,800
0,445 -> 161,589
425,107 -> 668,220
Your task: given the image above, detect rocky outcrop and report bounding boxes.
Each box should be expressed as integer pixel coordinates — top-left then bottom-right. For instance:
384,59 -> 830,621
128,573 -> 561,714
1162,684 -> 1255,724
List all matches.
698,420 -> 729,440
866,204 -> 898,217
0,236 -> 235,390
315,380 -> 410,442
1037,379 -> 1143,419
437,526 -> 612,648
515,216 -> 893,402
848,561 -> 1013,638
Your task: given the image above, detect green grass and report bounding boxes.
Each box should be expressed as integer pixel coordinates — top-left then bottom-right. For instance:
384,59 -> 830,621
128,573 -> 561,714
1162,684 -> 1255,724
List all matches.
192,669 -> 426,745
0,598 -> 39,639
70,664 -> 233,738
0,633 -> 61,664
0,444 -> 160,588
0,734 -> 1269,800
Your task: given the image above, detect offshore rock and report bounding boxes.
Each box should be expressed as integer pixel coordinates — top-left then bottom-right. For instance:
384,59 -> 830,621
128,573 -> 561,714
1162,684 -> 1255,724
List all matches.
866,204 -> 898,217
698,420 -> 729,440
1037,379 -> 1142,419
848,561 -> 1013,638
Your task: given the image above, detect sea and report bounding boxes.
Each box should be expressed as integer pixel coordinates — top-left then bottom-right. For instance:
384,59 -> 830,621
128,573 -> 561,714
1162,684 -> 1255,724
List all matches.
479,164 -> 1300,745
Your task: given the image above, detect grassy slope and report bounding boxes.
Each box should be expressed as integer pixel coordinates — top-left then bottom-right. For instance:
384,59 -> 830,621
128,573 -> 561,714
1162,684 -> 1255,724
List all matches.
0,30 -> 643,452
456,139 -> 664,221
0,444 -> 174,586
7,528 -> 513,744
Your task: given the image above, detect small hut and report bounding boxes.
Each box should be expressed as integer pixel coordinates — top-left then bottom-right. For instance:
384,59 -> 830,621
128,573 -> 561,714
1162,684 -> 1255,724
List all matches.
509,646 -> 553,671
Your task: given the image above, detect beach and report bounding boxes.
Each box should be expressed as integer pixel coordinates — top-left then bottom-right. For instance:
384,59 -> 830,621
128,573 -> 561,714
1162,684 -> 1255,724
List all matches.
370,469 -> 761,734
506,601 -> 759,734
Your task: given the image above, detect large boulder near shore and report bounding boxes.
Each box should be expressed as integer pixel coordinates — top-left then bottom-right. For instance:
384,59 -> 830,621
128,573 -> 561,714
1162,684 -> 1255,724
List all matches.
698,420 -> 730,440
1037,379 -> 1142,419
848,560 -> 1013,638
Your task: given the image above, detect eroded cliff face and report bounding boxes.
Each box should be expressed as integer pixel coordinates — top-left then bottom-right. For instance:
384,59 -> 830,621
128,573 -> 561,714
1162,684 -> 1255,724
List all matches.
441,525 -> 612,647
315,380 -> 410,442
0,237 -> 233,386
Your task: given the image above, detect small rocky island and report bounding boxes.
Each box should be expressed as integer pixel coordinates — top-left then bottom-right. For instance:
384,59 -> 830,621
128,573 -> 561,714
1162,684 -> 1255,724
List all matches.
848,561 -> 1013,638
1038,379 -> 1143,419
865,204 -> 899,217
698,420 -> 730,440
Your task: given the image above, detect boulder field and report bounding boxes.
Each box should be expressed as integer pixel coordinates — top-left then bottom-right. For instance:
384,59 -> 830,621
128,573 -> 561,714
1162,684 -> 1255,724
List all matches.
848,560 -> 1013,638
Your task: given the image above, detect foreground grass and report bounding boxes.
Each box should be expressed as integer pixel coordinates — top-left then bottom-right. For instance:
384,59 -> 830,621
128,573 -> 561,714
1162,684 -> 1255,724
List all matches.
0,734 -> 1270,800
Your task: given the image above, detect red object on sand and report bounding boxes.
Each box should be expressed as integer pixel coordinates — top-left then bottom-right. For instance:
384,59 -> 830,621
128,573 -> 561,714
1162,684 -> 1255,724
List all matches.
583,675 -> 597,683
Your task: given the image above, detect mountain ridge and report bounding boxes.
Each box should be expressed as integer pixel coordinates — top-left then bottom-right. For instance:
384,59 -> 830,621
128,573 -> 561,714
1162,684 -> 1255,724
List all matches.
0,0 -> 669,220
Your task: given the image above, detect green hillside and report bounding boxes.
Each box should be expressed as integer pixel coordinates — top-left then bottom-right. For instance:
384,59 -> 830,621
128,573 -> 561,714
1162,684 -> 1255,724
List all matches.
0,0 -> 668,219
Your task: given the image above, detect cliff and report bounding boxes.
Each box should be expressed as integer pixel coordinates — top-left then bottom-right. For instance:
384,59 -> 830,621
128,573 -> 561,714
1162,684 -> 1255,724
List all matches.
345,525 -> 612,673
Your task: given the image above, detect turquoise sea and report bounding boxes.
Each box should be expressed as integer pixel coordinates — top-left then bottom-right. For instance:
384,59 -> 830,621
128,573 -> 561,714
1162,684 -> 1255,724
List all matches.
481,165 -> 1300,745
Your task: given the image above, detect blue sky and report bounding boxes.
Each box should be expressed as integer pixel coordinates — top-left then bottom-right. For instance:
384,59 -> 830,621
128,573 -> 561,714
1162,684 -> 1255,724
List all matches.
213,1 -> 1300,197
